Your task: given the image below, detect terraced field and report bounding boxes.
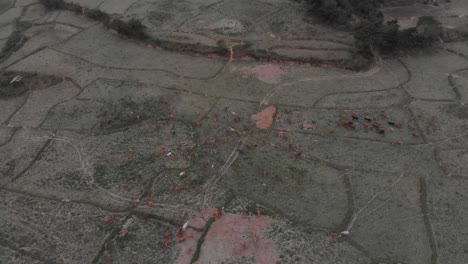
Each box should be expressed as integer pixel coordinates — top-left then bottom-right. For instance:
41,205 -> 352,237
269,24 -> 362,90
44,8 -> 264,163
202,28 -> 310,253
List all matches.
0,0 -> 467,263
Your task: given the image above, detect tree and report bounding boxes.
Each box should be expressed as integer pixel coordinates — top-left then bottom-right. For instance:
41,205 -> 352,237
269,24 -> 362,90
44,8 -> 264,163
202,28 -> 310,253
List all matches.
353,19 -> 384,58
313,0 -> 351,25
379,19 -> 400,53
306,0 -> 442,57
416,16 -> 443,42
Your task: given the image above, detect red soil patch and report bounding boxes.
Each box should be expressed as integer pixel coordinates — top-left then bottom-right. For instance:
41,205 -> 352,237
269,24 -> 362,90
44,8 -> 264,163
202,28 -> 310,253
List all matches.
176,228 -> 201,264
239,56 -> 256,61
241,64 -> 284,84
177,209 -> 279,264
207,53 -> 225,58
189,208 -> 221,229
251,106 -> 277,129
109,28 -> 119,35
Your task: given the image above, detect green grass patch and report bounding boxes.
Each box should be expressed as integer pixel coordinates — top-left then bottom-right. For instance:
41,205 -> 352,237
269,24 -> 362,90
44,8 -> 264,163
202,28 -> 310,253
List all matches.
93,154 -> 158,188
245,203 -> 275,217
191,217 -> 215,264
287,166 -> 307,178
118,225 -> 140,242
117,154 -> 157,178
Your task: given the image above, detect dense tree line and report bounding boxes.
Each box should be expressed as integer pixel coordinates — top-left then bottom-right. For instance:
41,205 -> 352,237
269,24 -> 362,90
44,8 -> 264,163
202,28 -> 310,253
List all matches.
308,0 -> 383,26
306,0 -> 443,57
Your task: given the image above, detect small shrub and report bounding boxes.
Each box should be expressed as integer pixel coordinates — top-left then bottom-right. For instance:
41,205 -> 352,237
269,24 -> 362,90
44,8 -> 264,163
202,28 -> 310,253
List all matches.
215,40 -> 229,56
2,31 -> 23,54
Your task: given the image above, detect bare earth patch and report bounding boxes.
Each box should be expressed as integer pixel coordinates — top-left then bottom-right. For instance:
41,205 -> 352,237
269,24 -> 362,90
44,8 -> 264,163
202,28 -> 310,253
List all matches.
251,106 -> 276,129
241,64 -> 285,84
177,210 -> 279,264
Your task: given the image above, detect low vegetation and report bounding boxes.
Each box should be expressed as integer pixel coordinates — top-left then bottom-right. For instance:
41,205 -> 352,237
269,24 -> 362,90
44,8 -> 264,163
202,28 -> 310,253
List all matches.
39,0 -> 148,40
40,0 -> 82,12
38,0 -> 380,70
38,0 -> 235,56
0,21 -> 31,62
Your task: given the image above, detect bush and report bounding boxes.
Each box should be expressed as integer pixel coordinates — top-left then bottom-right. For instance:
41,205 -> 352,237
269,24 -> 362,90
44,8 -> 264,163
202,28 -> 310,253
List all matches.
40,0 -> 82,13
0,22 -> 31,61
108,18 -> 148,40
85,9 -> 110,24
39,0 -> 66,9
416,16 -> 443,41
0,32 -> 22,61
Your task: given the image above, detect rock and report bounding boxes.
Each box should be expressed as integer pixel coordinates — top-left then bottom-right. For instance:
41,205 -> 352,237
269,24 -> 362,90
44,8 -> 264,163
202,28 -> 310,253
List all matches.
212,19 -> 245,35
